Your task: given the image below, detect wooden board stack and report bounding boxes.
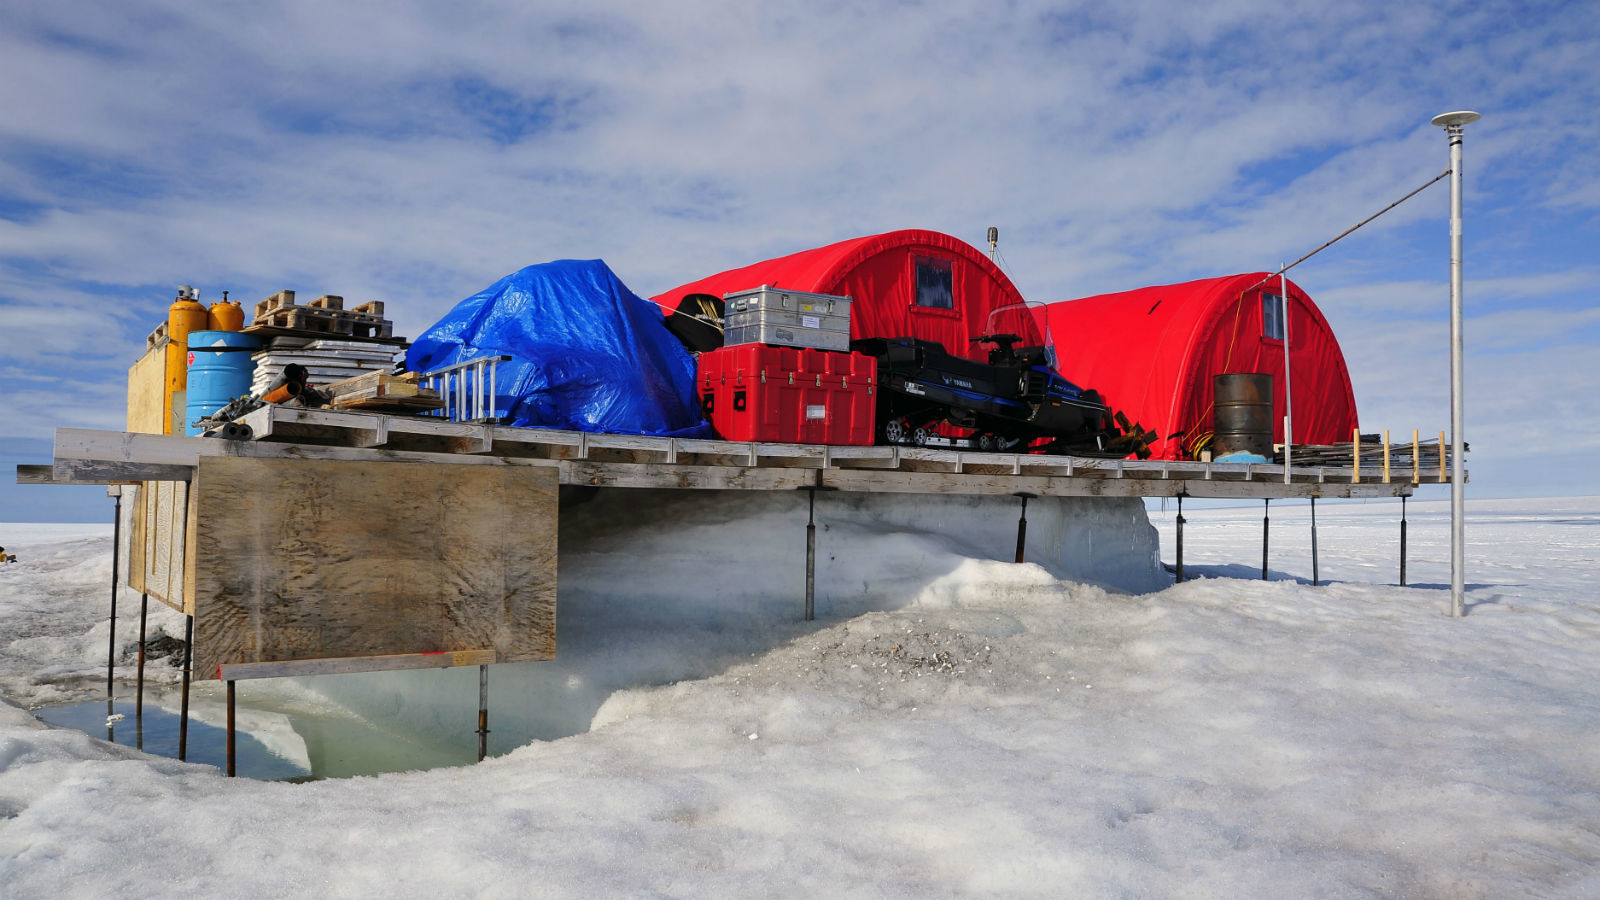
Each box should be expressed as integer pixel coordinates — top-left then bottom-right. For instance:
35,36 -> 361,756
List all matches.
321,370 -> 444,413
250,337 -> 404,397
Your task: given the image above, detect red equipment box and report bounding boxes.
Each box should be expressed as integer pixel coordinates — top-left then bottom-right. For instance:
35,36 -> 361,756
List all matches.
698,345 -> 877,445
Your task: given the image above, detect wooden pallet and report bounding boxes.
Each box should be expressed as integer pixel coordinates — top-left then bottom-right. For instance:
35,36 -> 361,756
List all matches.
249,290 -> 394,339
145,321 -> 170,351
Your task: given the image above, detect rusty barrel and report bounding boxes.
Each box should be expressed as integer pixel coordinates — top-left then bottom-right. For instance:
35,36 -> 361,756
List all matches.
1212,373 -> 1274,458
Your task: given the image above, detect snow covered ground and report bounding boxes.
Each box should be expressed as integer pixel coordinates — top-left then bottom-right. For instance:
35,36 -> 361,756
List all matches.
2,494 -> 1598,897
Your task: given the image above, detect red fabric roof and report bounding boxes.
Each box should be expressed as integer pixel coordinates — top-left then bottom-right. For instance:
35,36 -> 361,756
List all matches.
651,229 -> 1036,361
1036,273 -> 1358,459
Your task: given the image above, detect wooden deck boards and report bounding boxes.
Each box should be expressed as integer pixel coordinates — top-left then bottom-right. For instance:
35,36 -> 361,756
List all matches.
32,403 -> 1455,499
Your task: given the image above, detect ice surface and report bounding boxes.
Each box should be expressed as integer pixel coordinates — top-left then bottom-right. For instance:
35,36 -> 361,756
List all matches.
2,496 -> 1598,897
297,489 -> 1163,749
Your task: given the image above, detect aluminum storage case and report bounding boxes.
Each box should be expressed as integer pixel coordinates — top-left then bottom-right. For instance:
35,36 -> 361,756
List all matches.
697,344 -> 876,445
721,286 -> 852,353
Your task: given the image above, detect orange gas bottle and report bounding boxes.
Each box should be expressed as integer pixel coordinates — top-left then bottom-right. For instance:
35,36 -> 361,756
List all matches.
206,296 -> 245,332
164,288 -> 208,434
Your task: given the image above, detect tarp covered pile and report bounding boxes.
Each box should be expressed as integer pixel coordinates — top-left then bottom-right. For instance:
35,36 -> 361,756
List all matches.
407,260 -> 705,436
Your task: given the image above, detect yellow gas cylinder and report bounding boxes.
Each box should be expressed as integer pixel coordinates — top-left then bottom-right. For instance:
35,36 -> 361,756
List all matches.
164,288 -> 208,434
207,297 -> 245,332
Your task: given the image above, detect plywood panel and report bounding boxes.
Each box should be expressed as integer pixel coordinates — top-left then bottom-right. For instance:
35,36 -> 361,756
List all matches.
126,347 -> 168,435
190,457 -> 557,679
129,480 -> 189,612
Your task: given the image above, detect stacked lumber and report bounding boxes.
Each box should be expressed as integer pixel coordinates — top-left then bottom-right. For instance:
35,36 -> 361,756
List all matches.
322,370 -> 444,413
251,338 -> 403,397
1283,434 -> 1466,470
247,290 -> 396,340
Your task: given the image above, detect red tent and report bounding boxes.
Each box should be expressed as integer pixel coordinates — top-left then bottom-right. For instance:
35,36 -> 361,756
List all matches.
650,229 -> 1040,361
1035,273 -> 1358,460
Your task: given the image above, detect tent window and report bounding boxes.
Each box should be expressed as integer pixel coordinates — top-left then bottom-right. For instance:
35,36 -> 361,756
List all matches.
1262,293 -> 1285,341
914,257 -> 954,309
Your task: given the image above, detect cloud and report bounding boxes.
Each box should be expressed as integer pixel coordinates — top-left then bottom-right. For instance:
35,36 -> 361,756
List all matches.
0,1 -> 1595,496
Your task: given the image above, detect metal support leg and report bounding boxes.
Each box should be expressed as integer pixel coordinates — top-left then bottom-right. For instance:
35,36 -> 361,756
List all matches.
1400,495 -> 1408,587
1310,497 -> 1320,586
108,494 -> 121,700
1262,499 -> 1270,581
226,680 -> 236,777
477,664 -> 490,762
1013,493 -> 1034,564
136,593 -> 148,720
1175,495 -> 1185,584
179,614 -> 193,761
804,488 -> 816,622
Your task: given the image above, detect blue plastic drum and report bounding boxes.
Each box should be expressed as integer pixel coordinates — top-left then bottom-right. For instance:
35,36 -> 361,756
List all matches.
185,330 -> 260,435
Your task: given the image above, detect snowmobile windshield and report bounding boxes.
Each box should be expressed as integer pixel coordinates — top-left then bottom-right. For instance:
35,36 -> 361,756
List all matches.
982,301 -> 1055,369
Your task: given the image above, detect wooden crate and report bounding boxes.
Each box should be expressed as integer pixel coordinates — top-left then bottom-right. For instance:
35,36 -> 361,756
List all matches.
126,346 -> 168,435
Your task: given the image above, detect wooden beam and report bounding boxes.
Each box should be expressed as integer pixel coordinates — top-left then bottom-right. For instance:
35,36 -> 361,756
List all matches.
560,461 -> 819,491
819,469 -> 1413,500
218,649 -> 497,681
16,464 -> 58,484
50,426 -> 1429,499
52,460 -> 191,484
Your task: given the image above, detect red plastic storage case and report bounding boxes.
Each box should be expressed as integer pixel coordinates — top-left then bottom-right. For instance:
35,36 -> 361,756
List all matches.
697,345 -> 877,445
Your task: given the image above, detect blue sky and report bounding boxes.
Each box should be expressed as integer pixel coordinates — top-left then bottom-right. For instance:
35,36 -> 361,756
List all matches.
1,1 -> 1596,521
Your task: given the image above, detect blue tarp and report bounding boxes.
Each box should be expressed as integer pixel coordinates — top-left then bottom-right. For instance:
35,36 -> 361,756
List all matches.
406,260 -> 707,435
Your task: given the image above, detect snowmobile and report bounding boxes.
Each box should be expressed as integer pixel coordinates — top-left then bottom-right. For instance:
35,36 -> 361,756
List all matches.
851,301 -> 1152,457
851,332 -> 1113,452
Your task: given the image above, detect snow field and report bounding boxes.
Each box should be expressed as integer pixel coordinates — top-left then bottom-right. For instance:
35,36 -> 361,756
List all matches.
1,495 -> 1597,896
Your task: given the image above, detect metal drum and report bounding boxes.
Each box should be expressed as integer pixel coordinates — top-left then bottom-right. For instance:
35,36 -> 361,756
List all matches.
185,330 -> 261,435
1212,373 -> 1274,459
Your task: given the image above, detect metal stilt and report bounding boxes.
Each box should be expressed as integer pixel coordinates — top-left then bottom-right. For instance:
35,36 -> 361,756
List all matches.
1262,499 -> 1271,580
108,493 -> 121,700
1013,493 -> 1034,564
1400,495 -> 1408,587
136,593 -> 148,720
179,614 -> 193,761
226,680 -> 236,777
1175,494 -> 1185,584
1310,497 -> 1320,586
804,488 -> 816,622
477,664 -> 490,762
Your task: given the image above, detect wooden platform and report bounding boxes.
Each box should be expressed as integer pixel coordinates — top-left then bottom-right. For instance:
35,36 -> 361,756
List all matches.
32,405 -> 1457,499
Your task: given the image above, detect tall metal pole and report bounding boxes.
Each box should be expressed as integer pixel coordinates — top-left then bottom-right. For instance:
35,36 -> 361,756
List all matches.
1281,265 -> 1293,483
1432,110 -> 1479,618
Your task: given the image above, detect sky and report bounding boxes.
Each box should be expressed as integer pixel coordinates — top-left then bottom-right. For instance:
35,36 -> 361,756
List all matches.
2,1 -> 1596,520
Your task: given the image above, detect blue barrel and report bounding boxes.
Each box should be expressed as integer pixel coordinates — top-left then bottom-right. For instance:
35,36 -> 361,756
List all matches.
185,330 -> 261,435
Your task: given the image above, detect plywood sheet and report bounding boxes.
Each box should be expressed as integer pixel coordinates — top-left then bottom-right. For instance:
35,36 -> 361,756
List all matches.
126,347 -> 168,435
190,457 -> 557,679
129,480 -> 190,612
